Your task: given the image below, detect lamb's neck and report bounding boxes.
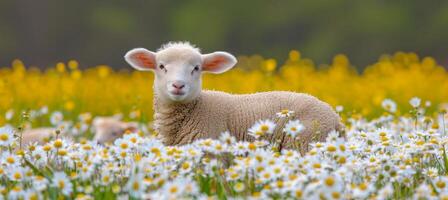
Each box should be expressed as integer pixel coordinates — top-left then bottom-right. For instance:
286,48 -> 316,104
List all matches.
153,94 -> 200,145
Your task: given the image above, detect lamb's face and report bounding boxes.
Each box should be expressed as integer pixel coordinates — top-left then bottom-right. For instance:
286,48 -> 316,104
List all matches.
153,48 -> 203,102
125,42 -> 237,103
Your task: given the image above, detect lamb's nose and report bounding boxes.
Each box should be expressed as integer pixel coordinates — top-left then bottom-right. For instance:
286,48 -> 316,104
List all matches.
172,82 -> 185,89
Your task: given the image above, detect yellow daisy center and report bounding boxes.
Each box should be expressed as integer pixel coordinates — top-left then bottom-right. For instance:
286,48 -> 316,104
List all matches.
120,143 -> 128,149
132,181 -> 140,191
260,125 -> 269,132
327,145 -> 337,152
58,180 -> 65,189
182,162 -> 190,170
437,181 -> 446,188
13,172 -> 22,180
169,186 -> 178,193
325,177 -> 335,186
0,133 -> 9,141
54,140 -> 63,148
6,157 -> 15,164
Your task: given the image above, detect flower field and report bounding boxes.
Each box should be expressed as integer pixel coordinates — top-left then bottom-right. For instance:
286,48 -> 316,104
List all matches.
1,51 -> 448,199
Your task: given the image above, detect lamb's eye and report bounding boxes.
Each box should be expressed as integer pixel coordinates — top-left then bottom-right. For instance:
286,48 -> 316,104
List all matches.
159,64 -> 165,70
191,65 -> 200,75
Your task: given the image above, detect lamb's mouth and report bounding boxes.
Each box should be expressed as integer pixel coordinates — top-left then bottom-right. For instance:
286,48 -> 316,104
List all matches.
170,91 -> 185,96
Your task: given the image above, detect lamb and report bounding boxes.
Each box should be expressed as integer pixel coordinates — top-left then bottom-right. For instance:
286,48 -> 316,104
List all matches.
125,42 -> 343,152
92,116 -> 139,144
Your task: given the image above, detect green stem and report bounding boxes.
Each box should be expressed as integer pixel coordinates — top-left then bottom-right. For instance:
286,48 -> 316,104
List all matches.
442,114 -> 446,136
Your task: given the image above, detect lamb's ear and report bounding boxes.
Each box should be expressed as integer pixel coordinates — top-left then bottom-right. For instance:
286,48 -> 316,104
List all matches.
124,48 -> 156,71
202,51 -> 237,74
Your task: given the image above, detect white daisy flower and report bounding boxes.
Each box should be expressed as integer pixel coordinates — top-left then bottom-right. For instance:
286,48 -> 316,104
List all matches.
114,138 -> 132,152
319,174 -> 344,199
8,185 -> 25,200
33,175 -> 49,191
99,171 -> 113,186
432,176 -> 448,193
219,131 -> 236,145
283,120 -> 305,138
39,106 -> 49,115
52,172 -> 73,196
248,119 -> 276,139
259,170 -> 274,183
0,126 -> 15,147
179,160 -> 193,174
233,182 -> 245,192
381,99 -> 397,113
409,97 -> 421,108
50,111 -> 64,126
78,112 -> 92,123
56,121 -> 72,134
155,179 -> 189,199
8,167 -> 26,182
5,109 -> 14,121
126,173 -> 146,198
23,189 -> 42,200
70,122 -> 89,136
422,167 -> 438,178
377,183 -> 394,200
413,183 -> 433,199
276,109 -> 294,118
2,152 -> 20,166
335,105 -> 344,113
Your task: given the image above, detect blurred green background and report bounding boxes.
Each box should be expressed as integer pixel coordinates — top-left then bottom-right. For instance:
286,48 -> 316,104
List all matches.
0,0 -> 447,69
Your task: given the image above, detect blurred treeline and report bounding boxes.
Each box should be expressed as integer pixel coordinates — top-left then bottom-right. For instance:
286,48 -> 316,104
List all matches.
0,0 -> 447,70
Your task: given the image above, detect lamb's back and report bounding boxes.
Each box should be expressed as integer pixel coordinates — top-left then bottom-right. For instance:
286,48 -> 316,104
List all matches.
225,91 -> 341,148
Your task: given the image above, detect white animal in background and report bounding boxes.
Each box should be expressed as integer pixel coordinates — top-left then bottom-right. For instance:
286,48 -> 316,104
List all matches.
20,122 -> 74,146
92,116 -> 139,144
21,127 -> 58,145
17,116 -> 141,146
